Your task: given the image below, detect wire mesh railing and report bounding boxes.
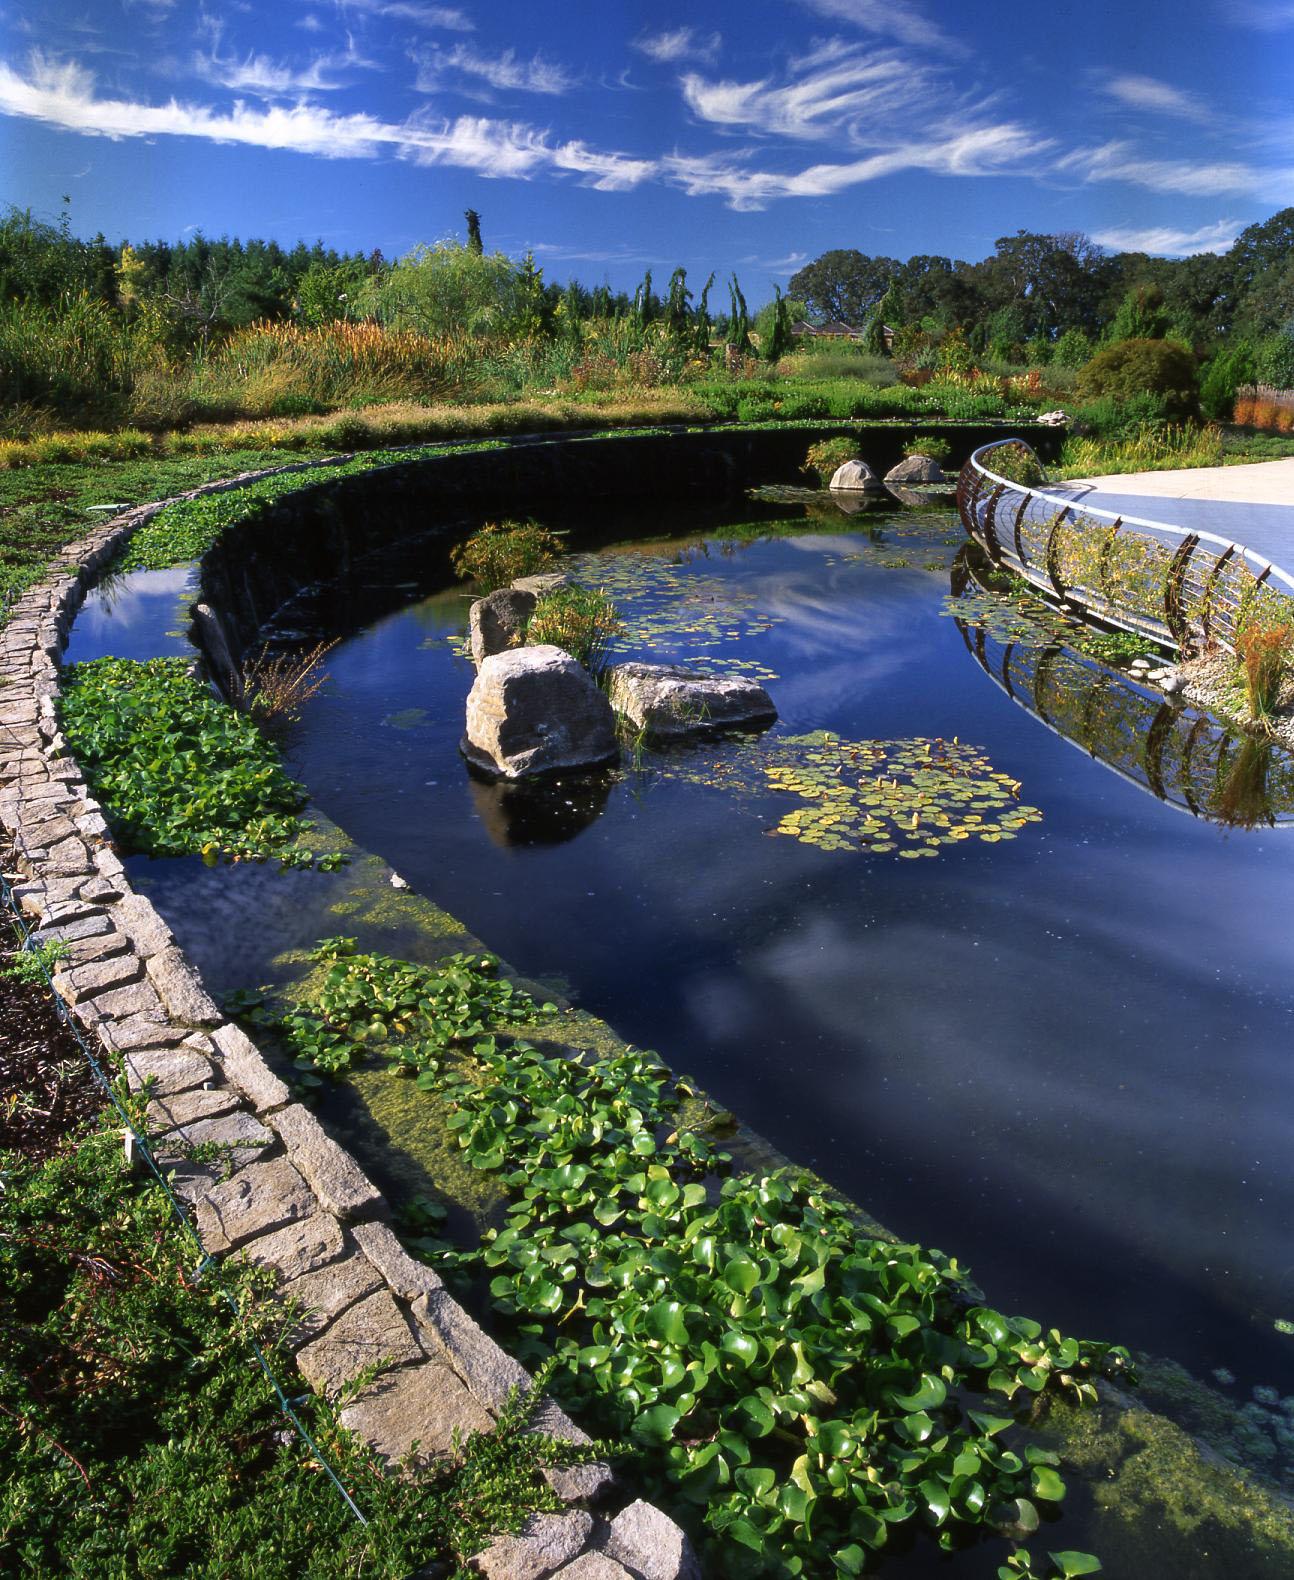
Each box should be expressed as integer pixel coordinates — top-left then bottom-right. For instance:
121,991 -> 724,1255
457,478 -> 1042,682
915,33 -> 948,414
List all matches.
956,439 -> 1294,656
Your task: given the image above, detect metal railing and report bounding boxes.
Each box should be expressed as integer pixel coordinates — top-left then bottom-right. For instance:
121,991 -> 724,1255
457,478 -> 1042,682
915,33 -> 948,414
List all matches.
956,439 -> 1294,655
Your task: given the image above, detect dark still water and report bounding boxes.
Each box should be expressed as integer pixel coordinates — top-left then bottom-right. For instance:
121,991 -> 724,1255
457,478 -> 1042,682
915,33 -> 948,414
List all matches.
266,505 -> 1294,1401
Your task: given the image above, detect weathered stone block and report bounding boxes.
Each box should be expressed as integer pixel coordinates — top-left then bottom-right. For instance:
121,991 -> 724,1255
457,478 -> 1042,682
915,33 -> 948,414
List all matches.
294,1289 -> 422,1399
240,1212 -> 346,1283
194,1155 -> 317,1252
552,1557 -> 632,1580
211,1022 -> 292,1111
339,1356 -> 493,1466
543,1463 -> 615,1504
114,892 -> 175,959
603,1501 -> 701,1580
470,586 -> 537,667
146,1086 -> 240,1131
53,950 -> 143,1004
100,1012 -> 190,1054
123,1043 -> 216,1094
352,1220 -> 445,1301
606,663 -> 776,739
279,1253 -> 384,1342
147,946 -> 221,1026
155,1108 -> 274,1163
462,646 -> 617,779
474,1511 -> 593,1580
268,1104 -> 387,1220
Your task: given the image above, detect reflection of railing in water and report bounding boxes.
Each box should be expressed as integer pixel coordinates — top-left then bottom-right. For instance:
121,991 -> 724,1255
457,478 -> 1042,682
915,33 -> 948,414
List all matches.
950,575 -> 1294,828
956,439 -> 1294,656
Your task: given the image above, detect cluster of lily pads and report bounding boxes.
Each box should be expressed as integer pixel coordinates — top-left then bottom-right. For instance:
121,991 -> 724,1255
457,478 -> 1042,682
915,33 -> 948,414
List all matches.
257,943 -> 1121,1578
564,547 -> 783,682
658,731 -> 1042,859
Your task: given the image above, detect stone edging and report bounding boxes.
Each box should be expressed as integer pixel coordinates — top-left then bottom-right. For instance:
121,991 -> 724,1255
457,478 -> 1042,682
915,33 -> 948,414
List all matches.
0,478 -> 699,1580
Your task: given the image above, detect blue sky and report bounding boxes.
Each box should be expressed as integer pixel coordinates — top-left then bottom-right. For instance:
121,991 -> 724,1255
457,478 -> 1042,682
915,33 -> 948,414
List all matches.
1,0 -> 1291,300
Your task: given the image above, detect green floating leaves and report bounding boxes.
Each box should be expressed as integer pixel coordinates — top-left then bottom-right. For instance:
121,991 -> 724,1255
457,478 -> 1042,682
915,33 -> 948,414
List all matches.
662,730 -> 1042,860
58,656 -> 345,870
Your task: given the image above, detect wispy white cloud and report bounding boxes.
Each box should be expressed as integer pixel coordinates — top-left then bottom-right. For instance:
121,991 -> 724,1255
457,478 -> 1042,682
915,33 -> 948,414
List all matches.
1089,219 -> 1243,255
191,34 -> 378,96
1058,139 -> 1292,198
632,27 -> 722,65
680,43 -> 913,141
0,50 -> 652,189
664,122 -> 1051,210
1098,73 -> 1211,122
412,44 -> 577,97
794,0 -> 961,52
333,0 -> 474,29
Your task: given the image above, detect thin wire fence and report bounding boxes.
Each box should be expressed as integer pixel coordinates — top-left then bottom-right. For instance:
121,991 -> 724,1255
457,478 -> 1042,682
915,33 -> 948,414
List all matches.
0,621 -> 370,1528
957,439 -> 1294,655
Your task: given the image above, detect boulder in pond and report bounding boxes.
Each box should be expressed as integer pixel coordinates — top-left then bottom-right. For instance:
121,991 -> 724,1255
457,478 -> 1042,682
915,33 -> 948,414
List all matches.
606,662 -> 776,739
884,454 -> 946,485
828,459 -> 880,493
511,571 -> 571,598
469,586 -> 536,667
462,645 -> 618,778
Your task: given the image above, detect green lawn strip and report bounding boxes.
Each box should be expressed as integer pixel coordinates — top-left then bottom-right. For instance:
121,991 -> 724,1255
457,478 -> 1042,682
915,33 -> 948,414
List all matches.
0,1115 -> 606,1578
258,941 -> 1125,1579
57,656 -> 345,870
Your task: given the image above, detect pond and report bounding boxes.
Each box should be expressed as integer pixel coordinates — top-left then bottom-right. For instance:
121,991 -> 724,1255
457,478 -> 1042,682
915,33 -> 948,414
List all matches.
66,491 -> 1294,1567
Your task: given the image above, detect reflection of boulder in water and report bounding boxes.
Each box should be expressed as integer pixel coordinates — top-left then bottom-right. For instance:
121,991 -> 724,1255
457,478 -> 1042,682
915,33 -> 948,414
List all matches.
466,764 -> 613,847
885,483 -> 952,509
829,490 -> 887,518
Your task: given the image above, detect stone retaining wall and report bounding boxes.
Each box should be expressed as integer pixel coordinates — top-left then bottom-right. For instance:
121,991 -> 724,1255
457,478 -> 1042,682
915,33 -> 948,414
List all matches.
0,477 -> 699,1579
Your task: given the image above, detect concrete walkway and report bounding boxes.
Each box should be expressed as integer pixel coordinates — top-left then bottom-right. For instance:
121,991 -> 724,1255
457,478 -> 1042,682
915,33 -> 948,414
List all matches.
1047,458 -> 1294,567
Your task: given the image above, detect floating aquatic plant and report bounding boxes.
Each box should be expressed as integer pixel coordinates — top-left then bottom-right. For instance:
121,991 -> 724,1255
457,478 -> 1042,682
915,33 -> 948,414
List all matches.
658,731 -> 1042,859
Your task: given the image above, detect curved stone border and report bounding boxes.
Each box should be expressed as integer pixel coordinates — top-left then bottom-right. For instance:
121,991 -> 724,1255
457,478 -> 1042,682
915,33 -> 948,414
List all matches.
0,475 -> 698,1579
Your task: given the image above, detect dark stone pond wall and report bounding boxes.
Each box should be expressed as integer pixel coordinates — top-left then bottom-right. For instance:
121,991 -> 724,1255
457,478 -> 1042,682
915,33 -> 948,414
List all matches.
198,422 -> 1062,662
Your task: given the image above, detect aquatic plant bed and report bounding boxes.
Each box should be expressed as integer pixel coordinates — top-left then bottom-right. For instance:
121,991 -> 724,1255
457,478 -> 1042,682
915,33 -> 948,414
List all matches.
21,431 -> 1294,1576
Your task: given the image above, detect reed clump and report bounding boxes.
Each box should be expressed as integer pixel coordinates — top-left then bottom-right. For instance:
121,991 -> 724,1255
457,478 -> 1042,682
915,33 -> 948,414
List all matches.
1237,623 -> 1294,726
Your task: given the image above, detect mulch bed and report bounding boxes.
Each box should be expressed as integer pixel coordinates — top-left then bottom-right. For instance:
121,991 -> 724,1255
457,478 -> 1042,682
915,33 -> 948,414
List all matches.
1,914 -> 103,1161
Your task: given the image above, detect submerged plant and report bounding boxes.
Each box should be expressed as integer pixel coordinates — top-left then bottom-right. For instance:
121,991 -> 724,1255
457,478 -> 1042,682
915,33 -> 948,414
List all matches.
526,585 -> 621,674
450,519 -> 563,593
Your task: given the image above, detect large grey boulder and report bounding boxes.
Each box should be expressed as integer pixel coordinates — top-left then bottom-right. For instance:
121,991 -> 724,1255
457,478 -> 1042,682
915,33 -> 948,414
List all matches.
828,458 -> 880,493
606,662 -> 776,738
884,454 -> 947,485
469,587 -> 537,667
462,645 -> 617,779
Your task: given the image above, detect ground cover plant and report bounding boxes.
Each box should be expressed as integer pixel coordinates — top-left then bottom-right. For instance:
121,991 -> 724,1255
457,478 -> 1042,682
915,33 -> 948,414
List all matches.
248,941 -> 1124,1578
0,1111 -> 606,1577
57,656 -> 344,869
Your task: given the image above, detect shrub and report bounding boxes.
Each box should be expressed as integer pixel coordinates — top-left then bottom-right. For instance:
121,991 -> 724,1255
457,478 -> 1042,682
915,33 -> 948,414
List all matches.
450,519 -> 563,593
901,434 -> 950,464
1256,331 -> 1294,390
802,436 -> 858,484
1237,623 -> 1294,724
1200,342 -> 1258,421
1076,338 -> 1200,421
526,585 -> 621,673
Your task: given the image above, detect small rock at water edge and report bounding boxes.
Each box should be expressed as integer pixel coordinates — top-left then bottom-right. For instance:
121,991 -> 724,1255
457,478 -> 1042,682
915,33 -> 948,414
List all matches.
828,458 -> 880,493
606,662 -> 776,739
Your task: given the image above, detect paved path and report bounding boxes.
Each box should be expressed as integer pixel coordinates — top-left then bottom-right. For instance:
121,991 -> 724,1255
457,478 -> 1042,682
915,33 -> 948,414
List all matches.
1046,458 -> 1294,568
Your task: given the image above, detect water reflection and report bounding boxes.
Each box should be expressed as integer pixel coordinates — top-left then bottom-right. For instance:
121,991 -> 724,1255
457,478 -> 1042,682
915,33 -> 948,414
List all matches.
951,575 -> 1294,830
465,765 -> 614,847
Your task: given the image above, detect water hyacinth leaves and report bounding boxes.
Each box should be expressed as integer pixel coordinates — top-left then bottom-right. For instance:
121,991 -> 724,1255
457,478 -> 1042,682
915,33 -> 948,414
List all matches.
661,731 -> 1042,860
273,946 -> 1127,1575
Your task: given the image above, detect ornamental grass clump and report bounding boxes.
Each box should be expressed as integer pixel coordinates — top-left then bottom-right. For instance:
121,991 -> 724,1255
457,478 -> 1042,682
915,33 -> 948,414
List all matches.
240,639 -> 338,730
1237,623 -> 1294,725
450,519 -> 563,593
527,586 -> 621,674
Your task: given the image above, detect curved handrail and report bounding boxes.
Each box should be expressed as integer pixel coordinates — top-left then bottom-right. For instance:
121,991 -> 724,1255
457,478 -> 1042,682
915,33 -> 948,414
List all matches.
957,438 -> 1294,655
